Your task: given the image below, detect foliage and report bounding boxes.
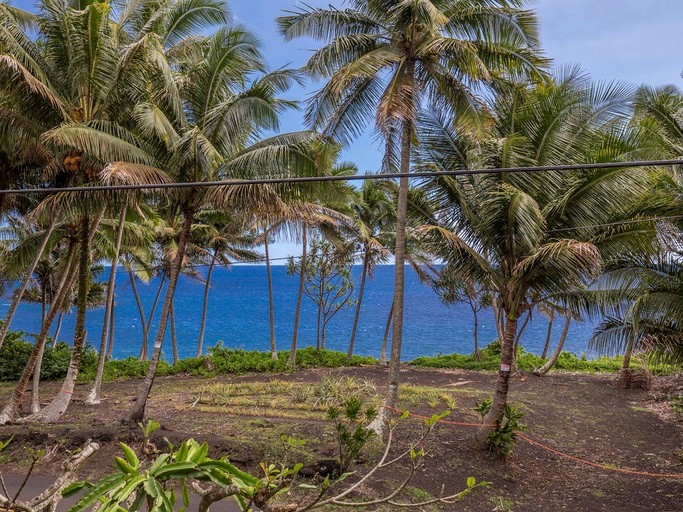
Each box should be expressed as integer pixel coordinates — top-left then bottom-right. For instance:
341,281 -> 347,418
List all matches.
475,400 -> 526,460
0,335 -> 97,382
328,397 -> 377,473
287,239 -> 356,350
410,342 -> 627,373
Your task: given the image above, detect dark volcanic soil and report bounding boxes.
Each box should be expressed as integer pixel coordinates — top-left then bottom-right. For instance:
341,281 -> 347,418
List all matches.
1,366 -> 682,511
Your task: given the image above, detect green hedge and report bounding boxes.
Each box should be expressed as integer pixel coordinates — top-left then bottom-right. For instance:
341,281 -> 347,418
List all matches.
409,341 -> 625,373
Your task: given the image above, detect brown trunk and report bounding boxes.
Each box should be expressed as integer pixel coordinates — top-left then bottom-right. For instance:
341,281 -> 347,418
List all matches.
52,312 -> 63,348
170,301 -> 179,364
372,101 -> 413,435
347,251 -> 369,363
32,286 -> 49,413
511,309 -> 531,374
533,315 -> 571,376
106,299 -> 115,358
264,232 -> 277,359
127,208 -> 194,423
288,225 -> 306,369
379,302 -> 393,365
0,241 -> 78,424
138,271 -> 166,360
541,311 -> 555,359
86,204 -> 127,405
128,265 -> 149,361
0,217 -> 56,352
24,214 -> 93,423
197,252 -> 216,357
30,342 -> 45,414
475,314 -> 518,447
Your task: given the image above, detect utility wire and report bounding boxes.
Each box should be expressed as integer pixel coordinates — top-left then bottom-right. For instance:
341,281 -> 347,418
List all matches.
0,158 -> 681,195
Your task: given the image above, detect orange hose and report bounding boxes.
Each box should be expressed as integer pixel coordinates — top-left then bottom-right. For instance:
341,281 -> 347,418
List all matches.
381,405 -> 683,480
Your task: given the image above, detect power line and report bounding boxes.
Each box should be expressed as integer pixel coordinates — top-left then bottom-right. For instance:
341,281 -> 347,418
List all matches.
0,158 -> 681,195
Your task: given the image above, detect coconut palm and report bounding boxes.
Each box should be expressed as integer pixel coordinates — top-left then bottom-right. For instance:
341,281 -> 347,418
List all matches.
87,29 -> 322,423
416,70 -> 660,446
344,179 -> 393,361
190,209 -> 260,357
279,0 -> 548,428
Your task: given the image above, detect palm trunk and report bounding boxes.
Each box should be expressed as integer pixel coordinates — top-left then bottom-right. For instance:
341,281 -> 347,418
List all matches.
139,272 -> 165,360
533,315 -> 572,376
475,313 -> 518,447
127,208 -> 194,423
197,253 -> 217,357
52,312 -> 63,348
264,232 -> 277,359
379,302 -> 393,365
107,299 -> 115,358
86,205 -> 127,405
40,286 -> 47,332
129,266 -> 149,361
511,309 -> 531,374
0,241 -> 78,425
347,251 -> 369,363
170,302 -> 179,364
0,217 -> 56,352
541,312 -> 555,359
622,333 -> 634,370
373,100 -> 413,435
288,225 -> 307,369
32,287 -> 48,413
30,342 -> 45,414
472,305 -> 481,360
25,214 -> 93,424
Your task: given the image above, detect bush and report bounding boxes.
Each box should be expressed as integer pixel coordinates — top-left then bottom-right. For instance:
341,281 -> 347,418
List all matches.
0,333 -> 97,382
410,341 -> 627,373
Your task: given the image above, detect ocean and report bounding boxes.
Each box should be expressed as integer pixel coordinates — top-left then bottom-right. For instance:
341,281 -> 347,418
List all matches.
0,265 -> 600,361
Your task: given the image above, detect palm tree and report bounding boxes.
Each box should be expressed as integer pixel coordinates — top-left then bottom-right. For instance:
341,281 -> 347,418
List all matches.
0,0 -> 225,422
94,30 -> 321,423
191,209 -> 259,357
345,179 -> 393,361
279,0 -> 547,430
416,70 -> 659,446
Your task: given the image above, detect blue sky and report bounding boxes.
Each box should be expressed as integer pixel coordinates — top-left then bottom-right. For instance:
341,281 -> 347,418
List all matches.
12,0 -> 683,259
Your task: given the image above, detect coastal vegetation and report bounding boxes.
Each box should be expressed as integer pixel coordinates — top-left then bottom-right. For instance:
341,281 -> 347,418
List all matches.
0,0 -> 682,509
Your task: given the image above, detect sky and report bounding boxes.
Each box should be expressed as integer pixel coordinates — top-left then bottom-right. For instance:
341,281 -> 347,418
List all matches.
11,0 -> 683,259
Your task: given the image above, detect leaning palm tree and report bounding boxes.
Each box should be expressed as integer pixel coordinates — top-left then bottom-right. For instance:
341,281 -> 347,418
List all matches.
416,70 -> 660,447
278,0 -> 548,429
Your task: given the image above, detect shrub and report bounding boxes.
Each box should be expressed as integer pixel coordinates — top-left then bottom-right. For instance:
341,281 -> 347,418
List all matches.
410,341 -> 627,373
0,333 -> 97,382
475,399 -> 526,460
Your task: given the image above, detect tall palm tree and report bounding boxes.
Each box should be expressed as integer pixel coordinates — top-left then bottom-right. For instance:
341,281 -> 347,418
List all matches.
279,0 -> 548,429
191,209 -> 259,357
345,179 -> 393,361
417,70 -> 659,446
93,30 -> 320,423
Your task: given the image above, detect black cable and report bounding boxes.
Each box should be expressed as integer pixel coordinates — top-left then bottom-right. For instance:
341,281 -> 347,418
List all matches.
0,158 -> 680,195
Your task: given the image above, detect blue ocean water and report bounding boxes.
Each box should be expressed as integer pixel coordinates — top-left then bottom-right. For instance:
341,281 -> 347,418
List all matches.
0,265 -> 600,361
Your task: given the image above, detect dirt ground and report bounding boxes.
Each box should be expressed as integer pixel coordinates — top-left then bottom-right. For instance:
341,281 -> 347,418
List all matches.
1,365 -> 682,511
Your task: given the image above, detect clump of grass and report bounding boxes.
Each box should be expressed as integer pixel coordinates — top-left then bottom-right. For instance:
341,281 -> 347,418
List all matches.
312,374 -> 376,406
194,375 -> 378,418
399,385 -> 458,409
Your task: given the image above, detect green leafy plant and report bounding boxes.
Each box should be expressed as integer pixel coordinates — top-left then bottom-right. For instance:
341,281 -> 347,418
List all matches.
474,400 -> 526,460
328,397 -> 377,473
